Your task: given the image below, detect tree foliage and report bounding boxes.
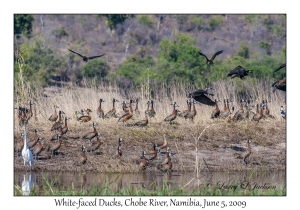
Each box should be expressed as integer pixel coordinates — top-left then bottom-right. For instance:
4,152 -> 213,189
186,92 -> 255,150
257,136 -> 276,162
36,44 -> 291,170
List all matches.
81,59 -> 110,78
14,14 -> 34,38
96,14 -> 134,29
14,43 -> 66,86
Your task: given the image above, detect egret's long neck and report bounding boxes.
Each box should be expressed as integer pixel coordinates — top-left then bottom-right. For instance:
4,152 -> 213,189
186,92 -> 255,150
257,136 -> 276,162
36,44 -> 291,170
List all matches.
23,122 -> 28,148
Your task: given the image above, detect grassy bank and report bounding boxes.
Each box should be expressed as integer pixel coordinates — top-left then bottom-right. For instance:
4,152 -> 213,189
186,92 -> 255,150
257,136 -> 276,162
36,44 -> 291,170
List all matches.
14,179 -> 286,196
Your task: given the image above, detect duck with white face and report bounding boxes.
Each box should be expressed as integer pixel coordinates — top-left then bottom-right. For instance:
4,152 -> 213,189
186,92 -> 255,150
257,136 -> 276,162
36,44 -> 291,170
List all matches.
243,139 -> 252,165
280,106 -> 286,120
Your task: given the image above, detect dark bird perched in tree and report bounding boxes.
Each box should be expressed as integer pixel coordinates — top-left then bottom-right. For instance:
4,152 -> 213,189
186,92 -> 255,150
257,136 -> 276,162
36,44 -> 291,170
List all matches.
68,49 -> 105,62
272,78 -> 286,92
274,63 -> 286,73
227,65 -> 251,85
198,50 -> 223,65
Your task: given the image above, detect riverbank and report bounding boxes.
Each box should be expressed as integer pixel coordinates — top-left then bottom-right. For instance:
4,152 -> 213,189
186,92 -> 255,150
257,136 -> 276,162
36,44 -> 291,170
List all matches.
14,118 -> 286,173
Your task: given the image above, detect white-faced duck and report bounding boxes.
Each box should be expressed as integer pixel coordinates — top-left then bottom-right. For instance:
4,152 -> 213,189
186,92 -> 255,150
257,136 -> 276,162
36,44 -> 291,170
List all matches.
139,151 -> 149,170
118,138 -> 125,146
75,109 -> 85,119
51,110 -> 65,131
24,100 -> 35,122
134,99 -> 140,117
233,99 -> 246,121
184,100 -> 198,122
28,136 -> 43,149
145,143 -> 159,161
104,98 -> 119,118
280,106 -> 286,120
97,99 -> 105,119
15,133 -> 24,158
62,117 -> 71,135
156,133 -> 170,151
68,49 -> 105,62
118,99 -> 135,127
48,134 -> 62,157
83,122 -> 100,144
32,137 -> 45,161
164,102 -> 180,123
179,99 -> 191,119
51,127 -> 63,141
148,100 -> 156,118
87,136 -> 102,155
242,140 -> 252,165
252,104 -> 263,123
134,110 -> 149,127
113,146 -> 122,160
211,99 -> 221,119
74,145 -> 87,169
48,105 -> 59,122
28,128 -> 40,146
77,108 -> 92,123
219,99 -> 232,119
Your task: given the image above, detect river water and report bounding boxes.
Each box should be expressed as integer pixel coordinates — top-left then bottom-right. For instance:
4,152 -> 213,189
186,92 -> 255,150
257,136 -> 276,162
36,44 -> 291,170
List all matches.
14,171 -> 285,195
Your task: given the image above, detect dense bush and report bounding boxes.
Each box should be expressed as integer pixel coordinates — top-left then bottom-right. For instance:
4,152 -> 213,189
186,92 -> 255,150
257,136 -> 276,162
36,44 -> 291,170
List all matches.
14,14 -> 34,38
14,43 -> 67,86
81,59 -> 110,78
138,15 -> 154,27
208,16 -> 223,30
257,41 -> 272,55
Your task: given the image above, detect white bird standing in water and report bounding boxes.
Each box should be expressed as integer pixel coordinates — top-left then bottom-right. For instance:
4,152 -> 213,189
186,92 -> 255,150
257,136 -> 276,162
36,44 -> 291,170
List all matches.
22,122 -> 34,170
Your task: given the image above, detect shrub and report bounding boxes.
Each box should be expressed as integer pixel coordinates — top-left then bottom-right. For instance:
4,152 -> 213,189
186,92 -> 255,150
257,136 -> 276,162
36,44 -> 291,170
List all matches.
257,41 -> 272,55
189,16 -> 205,31
138,15 -> 154,27
81,59 -> 110,78
14,14 -> 34,38
52,27 -> 68,39
208,16 -> 223,30
236,42 -> 250,58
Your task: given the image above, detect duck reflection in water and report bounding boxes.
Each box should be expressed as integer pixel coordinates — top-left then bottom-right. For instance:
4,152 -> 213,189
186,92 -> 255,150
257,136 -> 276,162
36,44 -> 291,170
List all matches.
22,173 -> 33,196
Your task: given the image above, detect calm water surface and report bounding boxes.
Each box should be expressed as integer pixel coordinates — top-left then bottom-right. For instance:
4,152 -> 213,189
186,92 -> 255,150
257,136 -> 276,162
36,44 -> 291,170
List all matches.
14,171 -> 285,195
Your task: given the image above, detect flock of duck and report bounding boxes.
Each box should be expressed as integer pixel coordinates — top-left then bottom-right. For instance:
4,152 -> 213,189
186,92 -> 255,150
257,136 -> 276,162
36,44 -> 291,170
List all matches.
14,93 -> 286,172
14,49 -> 286,172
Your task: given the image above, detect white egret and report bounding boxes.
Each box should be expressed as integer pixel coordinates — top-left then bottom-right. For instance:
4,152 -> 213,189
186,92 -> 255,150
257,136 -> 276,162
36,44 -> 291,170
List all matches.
22,122 -> 34,170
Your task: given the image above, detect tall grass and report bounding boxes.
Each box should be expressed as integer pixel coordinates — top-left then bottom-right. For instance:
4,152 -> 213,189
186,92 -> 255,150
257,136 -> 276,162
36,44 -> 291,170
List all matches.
14,76 -> 286,132
14,175 -> 286,196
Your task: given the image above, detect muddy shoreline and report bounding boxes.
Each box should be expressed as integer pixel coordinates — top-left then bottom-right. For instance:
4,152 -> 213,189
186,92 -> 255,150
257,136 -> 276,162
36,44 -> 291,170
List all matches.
14,119 -> 286,173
